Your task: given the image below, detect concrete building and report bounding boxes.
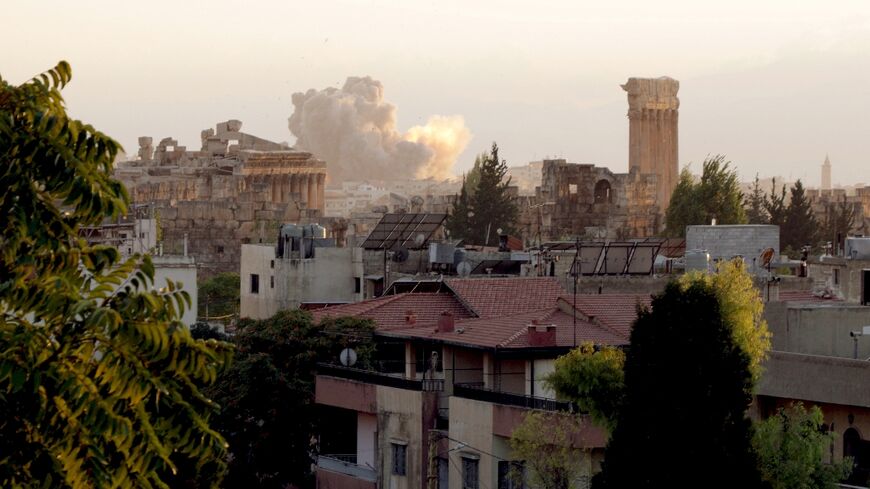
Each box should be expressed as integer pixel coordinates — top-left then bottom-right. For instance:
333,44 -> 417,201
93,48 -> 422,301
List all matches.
115,120 -> 328,277
822,154 -> 832,192
685,224 -> 780,273
311,277 -> 650,489
151,254 -> 198,327
240,242 -> 364,319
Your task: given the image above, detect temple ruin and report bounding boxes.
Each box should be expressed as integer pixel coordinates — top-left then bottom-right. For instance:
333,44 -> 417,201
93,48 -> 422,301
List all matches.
519,76 -> 679,243
115,120 -> 328,276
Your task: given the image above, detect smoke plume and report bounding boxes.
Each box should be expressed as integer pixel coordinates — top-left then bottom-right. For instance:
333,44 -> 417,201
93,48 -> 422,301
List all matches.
288,76 -> 470,182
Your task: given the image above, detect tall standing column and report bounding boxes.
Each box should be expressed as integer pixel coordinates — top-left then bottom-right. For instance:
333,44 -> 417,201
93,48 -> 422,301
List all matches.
290,174 -> 300,203
307,174 -> 317,210
622,77 -> 680,211
316,173 -> 326,212
299,174 -> 309,208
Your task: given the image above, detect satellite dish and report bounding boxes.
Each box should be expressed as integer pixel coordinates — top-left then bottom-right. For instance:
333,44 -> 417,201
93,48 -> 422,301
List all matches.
760,247 -> 775,268
392,247 -> 409,263
457,261 -> 473,277
340,348 -> 357,367
413,233 -> 426,247
411,195 -> 424,207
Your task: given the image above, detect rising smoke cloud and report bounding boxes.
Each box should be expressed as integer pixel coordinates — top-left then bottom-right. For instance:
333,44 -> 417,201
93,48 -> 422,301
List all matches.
288,76 -> 470,183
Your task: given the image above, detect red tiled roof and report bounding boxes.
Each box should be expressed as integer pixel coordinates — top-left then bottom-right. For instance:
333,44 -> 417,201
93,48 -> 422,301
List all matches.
444,277 -> 566,318
382,307 -> 628,349
560,294 -> 652,338
311,292 -> 474,330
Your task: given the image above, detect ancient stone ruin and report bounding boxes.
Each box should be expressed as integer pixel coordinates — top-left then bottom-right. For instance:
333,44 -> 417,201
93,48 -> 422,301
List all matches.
114,120 -> 327,276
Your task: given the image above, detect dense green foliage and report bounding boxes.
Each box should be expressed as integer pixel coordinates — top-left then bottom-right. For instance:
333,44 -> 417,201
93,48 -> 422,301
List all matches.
754,403 -> 852,489
546,342 -> 625,431
198,310 -> 376,488
781,180 -> 819,254
510,411 -> 589,489
446,142 -> 518,245
594,278 -> 765,488
0,62 -> 231,487
665,155 -> 747,237
745,175 -> 770,224
198,272 -> 240,321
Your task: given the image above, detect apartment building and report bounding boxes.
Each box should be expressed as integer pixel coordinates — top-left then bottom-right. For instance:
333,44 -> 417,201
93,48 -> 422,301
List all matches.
310,277 -> 649,489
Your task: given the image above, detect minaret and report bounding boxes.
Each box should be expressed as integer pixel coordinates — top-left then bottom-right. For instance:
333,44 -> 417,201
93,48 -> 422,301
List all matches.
821,154 -> 832,192
622,77 -> 680,211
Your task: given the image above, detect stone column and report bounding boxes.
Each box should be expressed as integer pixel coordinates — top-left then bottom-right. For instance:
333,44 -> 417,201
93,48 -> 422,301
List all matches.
290,174 -> 300,203
317,173 -> 326,212
281,174 -> 290,203
298,174 -> 309,207
307,174 -> 317,210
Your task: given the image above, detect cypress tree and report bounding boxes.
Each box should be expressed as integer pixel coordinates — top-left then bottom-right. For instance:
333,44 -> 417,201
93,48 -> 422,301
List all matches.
781,180 -> 818,254
467,142 -> 518,245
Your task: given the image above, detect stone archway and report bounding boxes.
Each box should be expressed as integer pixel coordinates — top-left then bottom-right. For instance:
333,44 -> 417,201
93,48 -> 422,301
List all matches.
594,179 -> 612,204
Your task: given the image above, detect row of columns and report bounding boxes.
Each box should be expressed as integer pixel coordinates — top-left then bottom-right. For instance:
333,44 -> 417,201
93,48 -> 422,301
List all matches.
627,108 -> 678,210
270,172 -> 326,210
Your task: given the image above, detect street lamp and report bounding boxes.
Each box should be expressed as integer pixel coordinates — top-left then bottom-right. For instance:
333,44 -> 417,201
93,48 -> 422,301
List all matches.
849,326 -> 870,359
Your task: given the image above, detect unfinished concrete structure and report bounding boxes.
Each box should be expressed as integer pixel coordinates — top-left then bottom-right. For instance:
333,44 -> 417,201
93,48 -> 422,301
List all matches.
622,76 -> 680,210
115,120 -> 328,276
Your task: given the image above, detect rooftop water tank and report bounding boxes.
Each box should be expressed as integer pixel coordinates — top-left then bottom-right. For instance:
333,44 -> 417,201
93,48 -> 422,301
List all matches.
685,249 -> 711,272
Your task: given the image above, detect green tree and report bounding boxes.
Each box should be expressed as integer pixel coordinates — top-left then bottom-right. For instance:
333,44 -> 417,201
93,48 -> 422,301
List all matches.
754,403 -> 852,489
510,411 -> 590,489
467,142 -> 518,244
782,180 -> 819,254
765,178 -> 788,228
446,175 -> 473,241
821,196 -> 856,253
0,62 -> 231,487
204,310 -> 376,488
546,342 -> 625,431
198,272 -> 240,320
745,174 -> 770,224
594,275 -> 766,488
664,155 -> 747,237
464,151 -> 485,197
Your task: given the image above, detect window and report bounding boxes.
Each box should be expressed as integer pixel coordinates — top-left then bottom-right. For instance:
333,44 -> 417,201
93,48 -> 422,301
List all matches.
216,245 -> 224,254
498,461 -> 525,489
250,274 -> 259,294
354,277 -> 362,294
594,179 -> 613,204
391,443 -> 407,476
834,268 -> 840,286
270,259 -> 275,269
270,275 -> 274,289
568,184 -> 578,195
462,456 -> 479,489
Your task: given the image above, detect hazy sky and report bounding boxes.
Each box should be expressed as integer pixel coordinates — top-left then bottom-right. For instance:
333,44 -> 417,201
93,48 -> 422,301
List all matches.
4,0 -> 869,186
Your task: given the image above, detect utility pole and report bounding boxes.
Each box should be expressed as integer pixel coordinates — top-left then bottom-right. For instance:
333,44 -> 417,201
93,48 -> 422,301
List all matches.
572,237 -> 580,347
427,429 -> 440,489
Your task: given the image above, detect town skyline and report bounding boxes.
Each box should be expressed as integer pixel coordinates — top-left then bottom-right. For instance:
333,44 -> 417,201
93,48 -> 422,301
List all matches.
3,0 -> 869,186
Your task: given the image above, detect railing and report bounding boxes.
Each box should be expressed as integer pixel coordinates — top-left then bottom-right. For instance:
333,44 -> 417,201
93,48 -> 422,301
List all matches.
317,363 -> 444,392
317,455 -> 376,482
453,383 -> 579,412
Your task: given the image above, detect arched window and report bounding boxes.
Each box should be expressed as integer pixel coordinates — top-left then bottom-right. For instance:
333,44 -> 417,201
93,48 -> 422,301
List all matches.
844,428 -> 869,485
594,179 -> 612,204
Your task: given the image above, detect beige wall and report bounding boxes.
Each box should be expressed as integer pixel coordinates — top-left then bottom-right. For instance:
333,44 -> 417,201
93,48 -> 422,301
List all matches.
808,258 -> 870,304
239,244 -> 279,319
526,358 -> 557,399
376,385 -> 423,489
765,302 -> 870,359
448,396 -> 494,489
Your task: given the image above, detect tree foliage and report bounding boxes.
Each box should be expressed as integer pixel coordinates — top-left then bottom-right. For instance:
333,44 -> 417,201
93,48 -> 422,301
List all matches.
446,175 -> 473,241
0,62 -> 232,487
546,342 -> 625,432
745,175 -> 770,224
665,155 -> 747,237
678,260 -> 771,382
764,178 -> 788,228
201,310 -> 376,488
821,196 -> 857,252
781,180 -> 819,254
466,142 -> 519,244
594,277 -> 766,488
198,272 -> 240,321
754,403 -> 852,489
510,411 -> 589,489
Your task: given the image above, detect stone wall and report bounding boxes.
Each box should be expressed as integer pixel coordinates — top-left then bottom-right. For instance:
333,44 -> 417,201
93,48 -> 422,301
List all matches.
522,159 -> 660,241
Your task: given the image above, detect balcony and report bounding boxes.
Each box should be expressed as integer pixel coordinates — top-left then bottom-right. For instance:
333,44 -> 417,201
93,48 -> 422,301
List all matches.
317,363 -> 444,392
453,382 -> 578,412
317,454 -> 376,483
